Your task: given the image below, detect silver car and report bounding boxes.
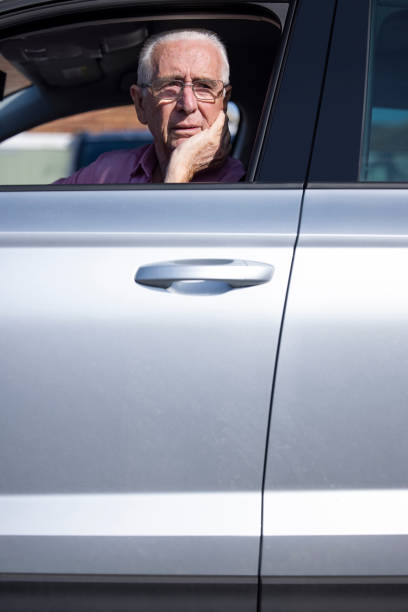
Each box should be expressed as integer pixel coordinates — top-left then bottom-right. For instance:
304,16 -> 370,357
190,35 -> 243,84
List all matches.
1,0 -> 408,610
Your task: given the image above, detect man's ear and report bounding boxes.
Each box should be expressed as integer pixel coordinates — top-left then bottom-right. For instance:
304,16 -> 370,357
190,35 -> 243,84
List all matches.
223,85 -> 231,111
130,84 -> 148,125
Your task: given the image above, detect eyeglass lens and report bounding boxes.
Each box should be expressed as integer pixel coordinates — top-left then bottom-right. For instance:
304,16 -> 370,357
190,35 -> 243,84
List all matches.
151,79 -> 223,101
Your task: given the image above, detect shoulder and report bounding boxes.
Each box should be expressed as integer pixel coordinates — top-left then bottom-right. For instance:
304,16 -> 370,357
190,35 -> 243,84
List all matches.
219,157 -> 246,182
193,156 -> 245,183
54,145 -> 149,185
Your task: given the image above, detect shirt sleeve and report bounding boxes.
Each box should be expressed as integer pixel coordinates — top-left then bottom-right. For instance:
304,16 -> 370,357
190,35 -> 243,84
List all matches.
219,158 -> 246,182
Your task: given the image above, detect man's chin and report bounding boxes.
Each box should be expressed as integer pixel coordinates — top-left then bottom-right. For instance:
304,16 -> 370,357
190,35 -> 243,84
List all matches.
169,129 -> 201,148
171,137 -> 190,148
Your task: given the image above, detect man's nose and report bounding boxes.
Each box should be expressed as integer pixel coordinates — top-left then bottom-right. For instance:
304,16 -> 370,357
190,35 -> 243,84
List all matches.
177,83 -> 198,113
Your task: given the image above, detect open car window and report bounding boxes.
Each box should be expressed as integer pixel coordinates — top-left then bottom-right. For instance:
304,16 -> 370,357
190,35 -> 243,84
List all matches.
0,105 -> 151,184
0,3 -> 286,186
0,102 -> 240,185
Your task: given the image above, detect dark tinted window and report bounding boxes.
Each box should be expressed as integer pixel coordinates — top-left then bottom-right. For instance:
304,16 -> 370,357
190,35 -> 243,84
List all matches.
361,0 -> 408,181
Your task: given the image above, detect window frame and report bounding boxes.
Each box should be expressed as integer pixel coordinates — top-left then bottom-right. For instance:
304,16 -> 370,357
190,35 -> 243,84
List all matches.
308,0 -> 372,186
0,0 -> 334,189
255,0 -> 336,185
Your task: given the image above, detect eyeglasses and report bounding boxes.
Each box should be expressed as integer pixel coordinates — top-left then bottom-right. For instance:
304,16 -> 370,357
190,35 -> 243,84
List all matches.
142,78 -> 228,103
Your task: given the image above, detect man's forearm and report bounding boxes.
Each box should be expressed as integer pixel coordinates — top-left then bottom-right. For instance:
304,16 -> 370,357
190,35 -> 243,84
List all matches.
164,155 -> 193,183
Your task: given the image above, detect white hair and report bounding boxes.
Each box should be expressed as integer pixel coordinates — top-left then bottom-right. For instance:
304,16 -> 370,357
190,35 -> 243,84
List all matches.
137,29 -> 230,86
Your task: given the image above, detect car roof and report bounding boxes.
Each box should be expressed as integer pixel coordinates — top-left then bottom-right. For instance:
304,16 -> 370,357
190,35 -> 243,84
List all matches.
0,0 -> 272,19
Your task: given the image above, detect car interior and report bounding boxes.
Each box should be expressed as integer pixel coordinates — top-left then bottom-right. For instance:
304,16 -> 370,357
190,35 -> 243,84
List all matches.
0,2 -> 285,182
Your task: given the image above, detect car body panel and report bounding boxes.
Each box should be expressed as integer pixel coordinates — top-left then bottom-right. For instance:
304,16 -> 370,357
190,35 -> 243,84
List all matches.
262,188 -> 408,576
0,187 -> 301,577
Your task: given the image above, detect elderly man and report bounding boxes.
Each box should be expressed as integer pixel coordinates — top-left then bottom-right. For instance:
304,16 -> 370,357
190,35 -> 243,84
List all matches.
56,29 -> 244,184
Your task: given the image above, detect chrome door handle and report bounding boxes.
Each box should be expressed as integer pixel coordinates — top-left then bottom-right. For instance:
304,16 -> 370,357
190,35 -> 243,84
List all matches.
135,259 -> 274,289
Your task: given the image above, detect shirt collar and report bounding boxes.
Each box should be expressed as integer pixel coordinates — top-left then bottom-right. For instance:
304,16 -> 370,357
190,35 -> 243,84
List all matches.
130,144 -> 158,181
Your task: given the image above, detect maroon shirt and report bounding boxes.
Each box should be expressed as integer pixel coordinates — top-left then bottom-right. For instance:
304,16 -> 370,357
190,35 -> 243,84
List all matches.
55,144 -> 245,184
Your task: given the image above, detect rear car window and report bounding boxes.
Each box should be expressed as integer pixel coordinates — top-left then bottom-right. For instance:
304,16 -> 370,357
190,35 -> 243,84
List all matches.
360,0 -> 408,181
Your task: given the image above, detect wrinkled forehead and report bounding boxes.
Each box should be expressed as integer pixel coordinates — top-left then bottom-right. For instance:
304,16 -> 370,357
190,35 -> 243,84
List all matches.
151,39 -> 223,80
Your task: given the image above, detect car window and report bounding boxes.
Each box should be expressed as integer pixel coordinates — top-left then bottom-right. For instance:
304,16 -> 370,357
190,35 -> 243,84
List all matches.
0,105 -> 150,184
0,102 -> 240,185
0,7 -> 283,185
360,0 -> 408,181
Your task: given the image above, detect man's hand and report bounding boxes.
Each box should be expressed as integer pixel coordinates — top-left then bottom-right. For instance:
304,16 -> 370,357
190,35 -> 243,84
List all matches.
164,111 -> 230,183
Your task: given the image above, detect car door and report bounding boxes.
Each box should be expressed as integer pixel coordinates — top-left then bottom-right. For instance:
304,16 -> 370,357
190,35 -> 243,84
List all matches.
262,0 -> 408,610
0,0 -> 333,609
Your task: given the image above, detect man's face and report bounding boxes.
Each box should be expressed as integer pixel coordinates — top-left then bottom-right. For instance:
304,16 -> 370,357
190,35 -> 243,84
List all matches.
131,39 -> 229,164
